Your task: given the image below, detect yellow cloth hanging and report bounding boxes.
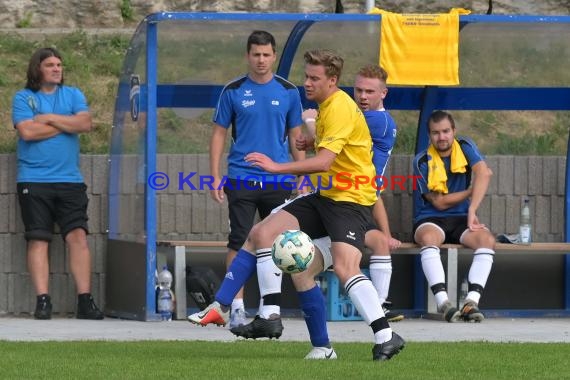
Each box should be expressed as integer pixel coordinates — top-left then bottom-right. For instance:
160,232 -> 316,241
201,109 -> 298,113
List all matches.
427,139 -> 467,193
369,7 -> 471,86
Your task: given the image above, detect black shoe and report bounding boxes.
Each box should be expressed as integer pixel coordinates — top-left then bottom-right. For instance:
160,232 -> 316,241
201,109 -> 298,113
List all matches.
77,293 -> 104,320
372,332 -> 405,361
382,301 -> 404,322
230,314 -> 283,339
34,294 -> 52,320
438,300 -> 461,323
461,301 -> 485,322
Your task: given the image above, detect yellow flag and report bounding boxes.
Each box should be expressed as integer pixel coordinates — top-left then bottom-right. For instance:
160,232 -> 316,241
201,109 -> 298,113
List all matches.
369,8 -> 471,86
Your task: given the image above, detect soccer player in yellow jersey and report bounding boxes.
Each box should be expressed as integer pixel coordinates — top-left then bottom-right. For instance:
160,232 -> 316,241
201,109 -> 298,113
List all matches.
188,49 -> 405,362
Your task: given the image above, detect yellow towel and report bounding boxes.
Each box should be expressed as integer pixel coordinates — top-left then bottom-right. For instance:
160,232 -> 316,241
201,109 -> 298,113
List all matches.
369,7 -> 471,86
427,139 -> 467,193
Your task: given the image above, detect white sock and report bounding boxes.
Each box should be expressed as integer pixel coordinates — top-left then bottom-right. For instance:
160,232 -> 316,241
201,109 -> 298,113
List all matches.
260,305 -> 280,318
257,249 -> 281,318
435,291 -> 449,307
467,248 -> 495,304
345,274 -> 386,322
231,298 -> 244,313
346,274 -> 393,344
369,255 -> 392,305
466,291 -> 481,305
421,246 -> 449,307
420,246 -> 445,286
374,328 -> 393,344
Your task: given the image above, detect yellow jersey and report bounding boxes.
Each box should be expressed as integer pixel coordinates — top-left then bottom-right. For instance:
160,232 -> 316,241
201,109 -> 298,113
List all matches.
312,90 -> 377,206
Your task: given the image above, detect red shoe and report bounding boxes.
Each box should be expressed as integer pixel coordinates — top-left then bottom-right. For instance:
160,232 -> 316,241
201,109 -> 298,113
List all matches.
187,301 -> 229,326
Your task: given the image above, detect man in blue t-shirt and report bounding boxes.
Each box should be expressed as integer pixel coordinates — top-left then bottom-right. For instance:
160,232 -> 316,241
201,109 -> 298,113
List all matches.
12,47 -> 103,320
208,30 -> 304,336
413,110 -> 495,323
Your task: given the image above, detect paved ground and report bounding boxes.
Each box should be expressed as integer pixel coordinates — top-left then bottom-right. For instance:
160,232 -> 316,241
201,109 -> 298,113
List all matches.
1,316 -> 568,343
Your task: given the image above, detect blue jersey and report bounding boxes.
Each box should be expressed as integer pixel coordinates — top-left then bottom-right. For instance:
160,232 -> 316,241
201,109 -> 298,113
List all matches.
364,109 -> 397,189
12,85 -> 88,183
213,74 -> 303,182
412,136 -> 484,223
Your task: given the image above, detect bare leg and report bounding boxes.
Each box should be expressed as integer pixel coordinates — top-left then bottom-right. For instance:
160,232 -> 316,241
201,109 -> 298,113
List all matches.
65,228 -> 91,294
27,240 -> 50,295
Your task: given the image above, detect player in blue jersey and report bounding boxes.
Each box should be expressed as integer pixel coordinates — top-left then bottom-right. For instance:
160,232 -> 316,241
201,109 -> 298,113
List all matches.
354,64 -> 403,321
413,110 -> 495,322
208,30 -> 305,335
12,47 -> 103,320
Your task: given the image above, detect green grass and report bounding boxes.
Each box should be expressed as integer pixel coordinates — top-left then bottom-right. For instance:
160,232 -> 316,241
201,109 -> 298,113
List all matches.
0,340 -> 568,379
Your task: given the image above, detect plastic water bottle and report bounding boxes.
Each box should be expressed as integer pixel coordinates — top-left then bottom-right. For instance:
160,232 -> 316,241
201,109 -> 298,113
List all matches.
157,266 -> 174,321
519,198 -> 532,244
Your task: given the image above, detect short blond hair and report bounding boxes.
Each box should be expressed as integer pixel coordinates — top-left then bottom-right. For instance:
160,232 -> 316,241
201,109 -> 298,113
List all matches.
303,49 -> 344,81
357,64 -> 388,83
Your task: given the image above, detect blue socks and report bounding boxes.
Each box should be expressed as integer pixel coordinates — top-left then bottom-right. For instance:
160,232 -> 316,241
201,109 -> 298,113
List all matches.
298,285 -> 330,347
215,249 -> 257,306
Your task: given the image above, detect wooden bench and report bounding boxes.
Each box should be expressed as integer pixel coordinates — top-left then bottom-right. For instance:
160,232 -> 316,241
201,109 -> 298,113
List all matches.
157,240 -> 570,319
397,242 -> 570,314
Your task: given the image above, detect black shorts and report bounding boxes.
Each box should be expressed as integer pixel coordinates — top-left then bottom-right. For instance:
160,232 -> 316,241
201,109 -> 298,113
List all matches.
413,216 -> 468,244
365,222 -> 379,233
282,192 -> 374,252
17,182 -> 89,242
224,179 -> 292,251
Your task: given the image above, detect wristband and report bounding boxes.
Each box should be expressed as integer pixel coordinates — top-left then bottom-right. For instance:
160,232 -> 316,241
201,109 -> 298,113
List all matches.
304,118 -> 315,123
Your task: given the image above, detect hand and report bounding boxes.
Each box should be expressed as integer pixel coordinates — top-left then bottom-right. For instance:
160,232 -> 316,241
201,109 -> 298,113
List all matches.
210,177 -> 225,203
244,152 -> 279,172
302,108 -> 318,122
388,237 -> 402,252
467,209 -> 486,231
295,134 -> 314,151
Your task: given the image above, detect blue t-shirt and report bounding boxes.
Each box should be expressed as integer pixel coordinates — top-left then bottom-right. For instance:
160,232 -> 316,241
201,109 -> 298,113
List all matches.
412,136 -> 484,223
364,109 -> 397,189
12,85 -> 88,183
213,74 -> 303,182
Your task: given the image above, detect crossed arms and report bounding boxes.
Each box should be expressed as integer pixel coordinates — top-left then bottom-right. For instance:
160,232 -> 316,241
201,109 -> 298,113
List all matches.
16,111 -> 92,141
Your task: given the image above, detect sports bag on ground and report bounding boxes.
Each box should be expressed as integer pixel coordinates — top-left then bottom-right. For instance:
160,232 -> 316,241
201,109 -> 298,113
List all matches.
185,266 -> 221,310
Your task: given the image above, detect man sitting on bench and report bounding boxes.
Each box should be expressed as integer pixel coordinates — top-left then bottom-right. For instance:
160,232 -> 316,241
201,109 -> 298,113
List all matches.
412,110 -> 495,322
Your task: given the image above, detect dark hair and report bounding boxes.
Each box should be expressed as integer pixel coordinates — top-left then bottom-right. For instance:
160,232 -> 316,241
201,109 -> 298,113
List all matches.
26,47 -> 64,91
428,110 -> 456,131
357,64 -> 388,83
303,49 -> 344,81
247,30 -> 276,53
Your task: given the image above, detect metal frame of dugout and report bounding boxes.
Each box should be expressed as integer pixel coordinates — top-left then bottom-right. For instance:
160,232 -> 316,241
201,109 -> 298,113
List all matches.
105,12 -> 570,321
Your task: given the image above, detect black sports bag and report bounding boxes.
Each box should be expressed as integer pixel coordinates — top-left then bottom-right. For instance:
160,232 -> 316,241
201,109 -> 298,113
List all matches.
185,266 -> 221,310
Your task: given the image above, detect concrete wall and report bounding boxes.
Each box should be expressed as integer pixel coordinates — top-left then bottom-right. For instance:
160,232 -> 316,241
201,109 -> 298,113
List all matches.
0,154 -> 107,316
0,153 -> 566,315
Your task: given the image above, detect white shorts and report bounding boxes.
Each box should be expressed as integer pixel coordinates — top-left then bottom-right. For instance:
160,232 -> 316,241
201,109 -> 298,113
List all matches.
312,236 -> 333,270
